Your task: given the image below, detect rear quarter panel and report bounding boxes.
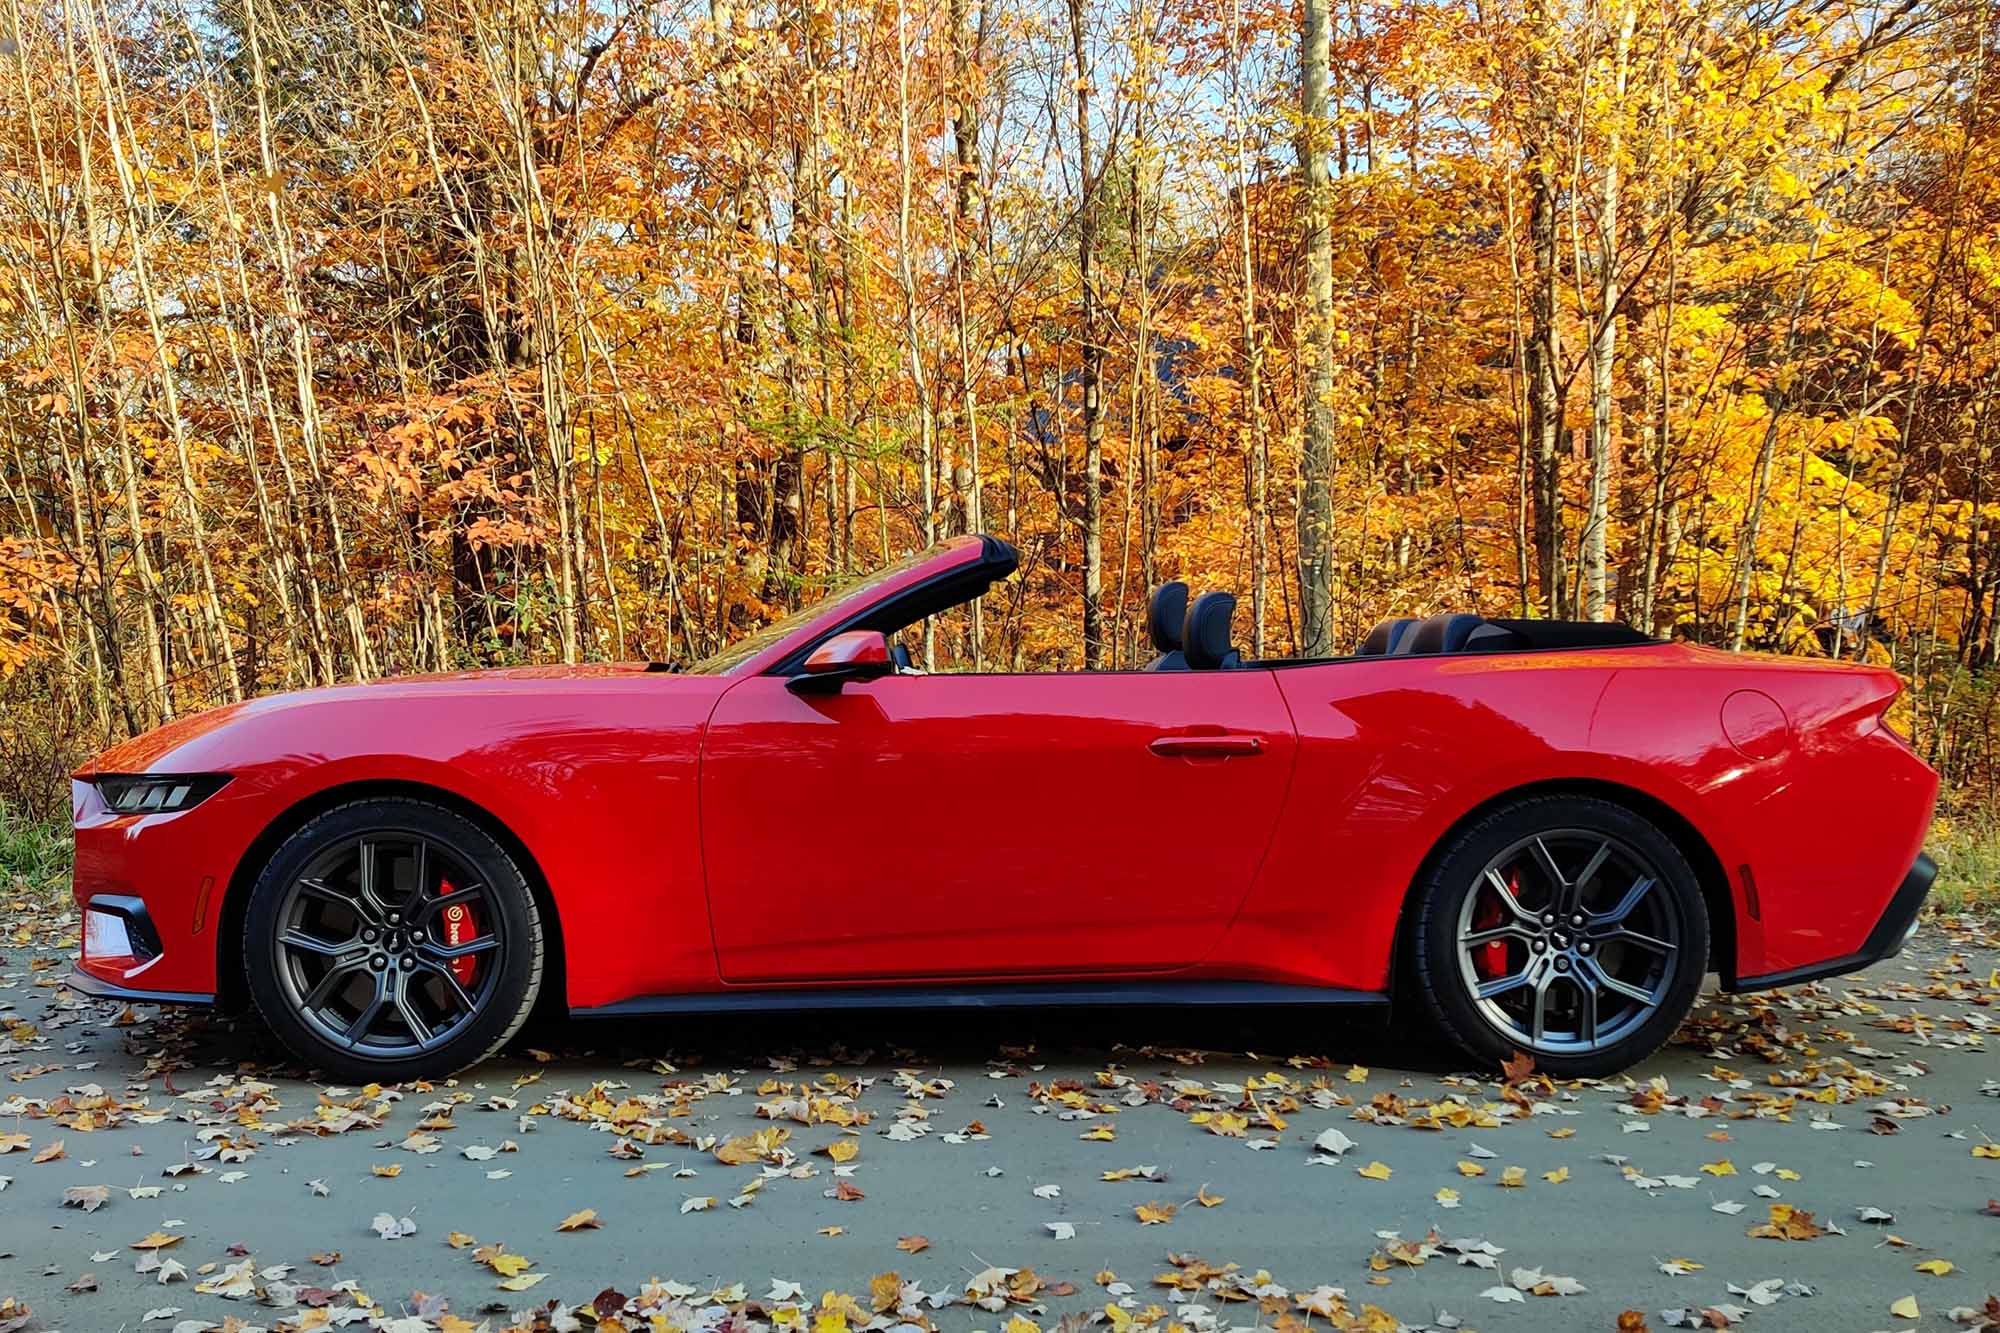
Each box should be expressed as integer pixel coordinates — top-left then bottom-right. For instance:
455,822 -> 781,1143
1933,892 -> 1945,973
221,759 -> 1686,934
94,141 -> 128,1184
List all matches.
1217,644 -> 1933,991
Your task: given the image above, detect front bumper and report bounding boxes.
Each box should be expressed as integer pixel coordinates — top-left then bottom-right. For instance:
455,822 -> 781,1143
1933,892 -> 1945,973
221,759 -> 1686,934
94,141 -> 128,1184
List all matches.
66,967 -> 215,1006
1731,851 -> 1936,991
67,891 -> 215,1006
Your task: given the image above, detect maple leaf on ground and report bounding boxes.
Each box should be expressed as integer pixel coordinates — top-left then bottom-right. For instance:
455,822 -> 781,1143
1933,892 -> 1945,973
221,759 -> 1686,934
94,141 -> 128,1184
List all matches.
1618,1312 -> 1651,1332
1747,1204 -> 1824,1241
1134,1200 -> 1176,1224
63,1184 -> 111,1212
130,1231 -> 184,1251
896,1236 -> 930,1253
1500,1050 -> 1535,1084
556,1208 -> 600,1231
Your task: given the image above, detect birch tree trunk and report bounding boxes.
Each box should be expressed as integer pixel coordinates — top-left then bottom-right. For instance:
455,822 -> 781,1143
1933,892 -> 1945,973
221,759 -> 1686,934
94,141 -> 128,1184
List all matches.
1296,0 -> 1336,655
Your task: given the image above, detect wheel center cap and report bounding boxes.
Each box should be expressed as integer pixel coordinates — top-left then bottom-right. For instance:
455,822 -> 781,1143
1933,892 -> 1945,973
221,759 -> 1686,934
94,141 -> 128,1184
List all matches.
1550,930 -> 1572,950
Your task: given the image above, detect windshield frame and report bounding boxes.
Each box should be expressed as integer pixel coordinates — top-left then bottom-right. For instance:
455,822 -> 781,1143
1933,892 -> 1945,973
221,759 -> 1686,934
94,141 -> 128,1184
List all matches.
681,537 -> 989,676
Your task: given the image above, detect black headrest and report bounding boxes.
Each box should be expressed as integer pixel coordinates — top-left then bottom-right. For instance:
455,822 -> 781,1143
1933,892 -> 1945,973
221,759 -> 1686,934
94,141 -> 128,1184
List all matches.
1147,582 -> 1189,652
1183,591 -> 1238,670
1402,613 -> 1492,655
1359,617 -> 1417,656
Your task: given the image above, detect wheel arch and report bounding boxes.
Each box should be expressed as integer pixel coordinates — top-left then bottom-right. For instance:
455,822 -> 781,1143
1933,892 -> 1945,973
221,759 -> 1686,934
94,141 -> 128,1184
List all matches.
1389,777 -> 1734,1001
215,779 -> 567,1017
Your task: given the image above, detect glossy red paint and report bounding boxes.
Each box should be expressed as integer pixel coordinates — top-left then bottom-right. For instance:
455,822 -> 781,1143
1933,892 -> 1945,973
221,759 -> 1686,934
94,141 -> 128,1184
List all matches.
72,538 -> 1937,1016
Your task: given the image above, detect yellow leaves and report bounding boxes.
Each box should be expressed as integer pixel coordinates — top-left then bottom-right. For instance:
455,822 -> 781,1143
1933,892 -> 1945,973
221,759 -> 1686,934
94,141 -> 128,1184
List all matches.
1541,1166 -> 1569,1184
869,1271 -> 903,1312
1197,1112 -> 1249,1138
1889,1295 -> 1919,1319
479,1247 -> 535,1277
1195,1184 -> 1225,1208
130,1231 -> 184,1250
1134,1200 -> 1177,1225
556,1209 -> 600,1232
715,1127 -> 790,1165
1498,1166 -> 1526,1188
31,1138 -> 64,1163
1972,1143 -> 2000,1159
0,1133 -> 30,1154
1913,1259 -> 1953,1276
446,1231 -> 476,1249
1701,1160 -> 1736,1176
1748,1203 -> 1825,1241
1434,1187 -> 1460,1207
818,1139 -> 859,1163
1456,1160 -> 1486,1177
1346,1066 -> 1369,1084
896,1236 -> 930,1254
372,1163 -> 402,1178
498,1272 -> 548,1292
1355,1161 -> 1393,1181
1080,1125 -> 1116,1142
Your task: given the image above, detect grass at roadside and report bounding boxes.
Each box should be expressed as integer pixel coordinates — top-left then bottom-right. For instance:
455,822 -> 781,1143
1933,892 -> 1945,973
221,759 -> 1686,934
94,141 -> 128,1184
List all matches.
1930,804 -> 2000,910
0,799 -> 68,904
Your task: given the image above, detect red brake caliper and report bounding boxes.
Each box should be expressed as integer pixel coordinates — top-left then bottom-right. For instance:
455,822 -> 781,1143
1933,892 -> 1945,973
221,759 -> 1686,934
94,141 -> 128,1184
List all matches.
1471,876 -> 1513,979
438,878 -> 481,988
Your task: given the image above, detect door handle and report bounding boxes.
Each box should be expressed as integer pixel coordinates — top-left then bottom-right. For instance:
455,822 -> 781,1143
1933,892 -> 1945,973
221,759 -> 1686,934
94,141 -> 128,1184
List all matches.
1149,733 -> 1265,758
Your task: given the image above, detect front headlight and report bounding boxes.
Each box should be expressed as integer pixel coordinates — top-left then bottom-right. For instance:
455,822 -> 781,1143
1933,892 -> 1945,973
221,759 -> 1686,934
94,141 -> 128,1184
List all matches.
92,774 -> 231,815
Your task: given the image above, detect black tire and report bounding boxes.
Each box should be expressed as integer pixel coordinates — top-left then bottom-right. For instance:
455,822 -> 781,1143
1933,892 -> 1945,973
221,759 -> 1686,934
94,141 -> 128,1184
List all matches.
242,798 -> 544,1082
1409,794 -> 1708,1078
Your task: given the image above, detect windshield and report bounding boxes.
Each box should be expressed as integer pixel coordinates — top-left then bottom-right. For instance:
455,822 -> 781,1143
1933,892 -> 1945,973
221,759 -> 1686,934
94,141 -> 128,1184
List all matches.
680,546 -> 952,674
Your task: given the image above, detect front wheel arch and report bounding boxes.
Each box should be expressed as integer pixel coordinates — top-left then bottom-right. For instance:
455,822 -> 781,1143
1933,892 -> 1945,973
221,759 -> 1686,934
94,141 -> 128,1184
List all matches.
217,780 -> 566,1019
1389,778 -> 1734,1006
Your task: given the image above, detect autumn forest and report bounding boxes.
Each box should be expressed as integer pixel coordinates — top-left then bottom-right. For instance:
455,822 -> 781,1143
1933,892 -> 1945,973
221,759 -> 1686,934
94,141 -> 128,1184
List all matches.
0,0 -> 1997,817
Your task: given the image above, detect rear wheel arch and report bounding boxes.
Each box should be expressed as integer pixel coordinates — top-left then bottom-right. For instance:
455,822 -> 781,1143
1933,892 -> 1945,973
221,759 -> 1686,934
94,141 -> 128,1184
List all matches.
1391,777 -> 1735,996
217,779 -> 566,1017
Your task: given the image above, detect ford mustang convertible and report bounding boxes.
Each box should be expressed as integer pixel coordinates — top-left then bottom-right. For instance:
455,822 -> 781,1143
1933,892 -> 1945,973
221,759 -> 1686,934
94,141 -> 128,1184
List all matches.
69,535 -> 1937,1081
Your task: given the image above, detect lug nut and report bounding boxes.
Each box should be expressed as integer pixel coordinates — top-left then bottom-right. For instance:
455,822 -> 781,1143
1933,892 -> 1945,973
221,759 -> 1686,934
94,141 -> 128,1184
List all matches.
1531,939 -> 1546,953
370,953 -> 387,971
1570,914 -> 1584,926
1578,941 -> 1593,954
361,929 -> 377,943
403,954 -> 418,968
1541,913 -> 1556,926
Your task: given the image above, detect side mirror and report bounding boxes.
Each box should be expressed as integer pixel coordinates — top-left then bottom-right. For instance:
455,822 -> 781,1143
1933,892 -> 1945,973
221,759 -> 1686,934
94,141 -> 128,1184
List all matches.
788,630 -> 894,694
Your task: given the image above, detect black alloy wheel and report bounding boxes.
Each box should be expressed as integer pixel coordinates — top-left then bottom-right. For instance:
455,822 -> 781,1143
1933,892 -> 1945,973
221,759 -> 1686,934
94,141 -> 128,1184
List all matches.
243,798 -> 543,1081
1409,793 -> 1710,1078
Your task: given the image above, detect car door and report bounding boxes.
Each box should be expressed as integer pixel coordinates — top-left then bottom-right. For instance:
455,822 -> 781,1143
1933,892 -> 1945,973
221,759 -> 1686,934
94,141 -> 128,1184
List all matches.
698,669 -> 1300,982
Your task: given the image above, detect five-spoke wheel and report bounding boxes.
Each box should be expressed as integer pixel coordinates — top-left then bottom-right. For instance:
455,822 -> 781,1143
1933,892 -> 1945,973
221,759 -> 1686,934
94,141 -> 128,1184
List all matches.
244,798 -> 544,1081
1411,795 -> 1708,1077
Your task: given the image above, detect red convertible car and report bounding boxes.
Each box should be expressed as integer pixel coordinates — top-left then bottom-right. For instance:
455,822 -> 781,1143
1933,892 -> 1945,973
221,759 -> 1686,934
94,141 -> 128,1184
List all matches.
70,535 -> 1936,1081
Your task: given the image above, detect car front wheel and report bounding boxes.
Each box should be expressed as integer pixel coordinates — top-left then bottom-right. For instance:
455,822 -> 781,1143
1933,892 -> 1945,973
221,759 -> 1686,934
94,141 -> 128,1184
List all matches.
242,798 -> 544,1082
1409,794 -> 1709,1078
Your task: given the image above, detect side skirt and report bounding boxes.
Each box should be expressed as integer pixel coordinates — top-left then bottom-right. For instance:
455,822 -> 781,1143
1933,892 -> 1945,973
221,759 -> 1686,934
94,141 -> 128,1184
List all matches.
573,980 -> 1390,1019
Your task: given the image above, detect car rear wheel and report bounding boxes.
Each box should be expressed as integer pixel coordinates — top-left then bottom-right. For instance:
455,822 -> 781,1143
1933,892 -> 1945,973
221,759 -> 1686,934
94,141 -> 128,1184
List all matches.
1409,794 -> 1708,1078
242,798 -> 544,1082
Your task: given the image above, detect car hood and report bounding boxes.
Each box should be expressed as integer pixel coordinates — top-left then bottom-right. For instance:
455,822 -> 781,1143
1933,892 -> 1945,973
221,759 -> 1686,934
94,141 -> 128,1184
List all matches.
79,662 -> 717,775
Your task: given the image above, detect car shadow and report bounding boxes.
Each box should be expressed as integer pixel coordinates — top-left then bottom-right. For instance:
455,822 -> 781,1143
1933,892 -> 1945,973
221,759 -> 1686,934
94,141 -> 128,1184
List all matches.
520,1003 -> 1473,1078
